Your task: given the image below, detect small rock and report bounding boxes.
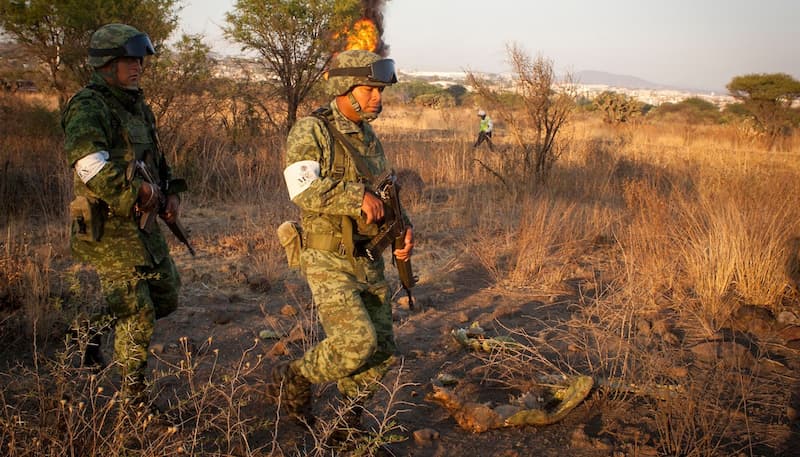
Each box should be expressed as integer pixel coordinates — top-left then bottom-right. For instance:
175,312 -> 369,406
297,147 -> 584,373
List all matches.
280,304 -> 297,317
287,324 -> 305,342
690,341 -> 755,370
396,296 -> 412,309
259,329 -> 281,340
435,373 -> 458,386
150,343 -> 164,354
267,341 -> 289,358
412,428 -> 439,446
732,305 -> 775,338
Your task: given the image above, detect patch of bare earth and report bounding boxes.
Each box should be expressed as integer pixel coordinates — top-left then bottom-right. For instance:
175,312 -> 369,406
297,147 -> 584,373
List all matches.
140,201 -> 800,456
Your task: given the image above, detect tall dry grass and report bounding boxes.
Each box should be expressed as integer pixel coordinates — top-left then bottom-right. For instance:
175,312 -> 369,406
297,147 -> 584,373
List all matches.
2,86 -> 799,455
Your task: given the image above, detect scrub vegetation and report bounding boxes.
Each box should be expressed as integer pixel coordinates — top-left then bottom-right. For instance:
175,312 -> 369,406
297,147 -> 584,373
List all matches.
2,50 -> 800,456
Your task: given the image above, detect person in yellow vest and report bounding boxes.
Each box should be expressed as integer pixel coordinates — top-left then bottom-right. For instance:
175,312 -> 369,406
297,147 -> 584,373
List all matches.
473,109 -> 494,151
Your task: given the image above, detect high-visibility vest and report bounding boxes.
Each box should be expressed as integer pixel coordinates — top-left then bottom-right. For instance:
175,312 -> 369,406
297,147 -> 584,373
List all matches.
480,116 -> 493,133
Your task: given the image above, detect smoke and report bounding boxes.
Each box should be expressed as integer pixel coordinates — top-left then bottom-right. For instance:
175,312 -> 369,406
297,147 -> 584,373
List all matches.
362,0 -> 389,56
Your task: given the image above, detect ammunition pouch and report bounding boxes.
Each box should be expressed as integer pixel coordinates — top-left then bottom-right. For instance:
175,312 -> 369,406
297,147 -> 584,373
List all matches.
277,221 -> 303,270
69,196 -> 106,242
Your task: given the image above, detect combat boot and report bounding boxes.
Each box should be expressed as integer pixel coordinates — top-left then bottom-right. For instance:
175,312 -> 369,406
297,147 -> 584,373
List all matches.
267,360 -> 313,424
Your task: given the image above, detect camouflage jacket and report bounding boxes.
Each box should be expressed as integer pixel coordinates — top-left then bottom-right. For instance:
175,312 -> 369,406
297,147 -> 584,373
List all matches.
287,100 -> 412,241
62,72 -> 174,268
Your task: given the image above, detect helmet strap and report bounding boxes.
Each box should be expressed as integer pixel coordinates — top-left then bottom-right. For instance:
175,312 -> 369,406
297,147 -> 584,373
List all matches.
97,63 -> 119,86
347,91 -> 380,123
97,59 -> 140,91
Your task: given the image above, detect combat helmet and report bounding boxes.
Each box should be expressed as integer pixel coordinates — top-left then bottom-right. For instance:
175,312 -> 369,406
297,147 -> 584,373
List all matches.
326,49 -> 398,96
88,23 -> 155,68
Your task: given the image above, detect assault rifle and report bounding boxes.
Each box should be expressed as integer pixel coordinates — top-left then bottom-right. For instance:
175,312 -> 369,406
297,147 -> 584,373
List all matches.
128,159 -> 196,256
364,170 -> 417,309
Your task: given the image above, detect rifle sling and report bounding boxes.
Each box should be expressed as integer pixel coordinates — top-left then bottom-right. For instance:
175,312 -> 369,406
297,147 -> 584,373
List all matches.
311,110 -> 378,183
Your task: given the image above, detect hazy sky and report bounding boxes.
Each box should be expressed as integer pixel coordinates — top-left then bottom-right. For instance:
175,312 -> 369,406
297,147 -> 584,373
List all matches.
178,0 -> 800,92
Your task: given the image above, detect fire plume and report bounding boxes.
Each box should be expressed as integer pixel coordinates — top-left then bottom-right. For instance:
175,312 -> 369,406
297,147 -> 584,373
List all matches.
345,18 -> 379,52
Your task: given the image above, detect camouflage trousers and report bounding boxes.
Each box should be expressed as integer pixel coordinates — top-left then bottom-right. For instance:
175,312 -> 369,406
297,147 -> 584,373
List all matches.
295,248 -> 397,398
95,255 -> 180,387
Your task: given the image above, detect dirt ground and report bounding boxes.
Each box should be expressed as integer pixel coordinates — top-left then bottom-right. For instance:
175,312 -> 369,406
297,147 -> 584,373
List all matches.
136,202 -> 800,457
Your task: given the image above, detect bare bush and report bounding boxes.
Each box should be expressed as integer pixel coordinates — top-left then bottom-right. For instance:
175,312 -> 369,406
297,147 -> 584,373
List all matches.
468,44 -> 575,192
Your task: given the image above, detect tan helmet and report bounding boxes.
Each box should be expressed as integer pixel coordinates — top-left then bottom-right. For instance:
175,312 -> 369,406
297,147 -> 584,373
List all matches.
326,49 -> 398,96
477,109 -> 486,117
88,23 -> 155,68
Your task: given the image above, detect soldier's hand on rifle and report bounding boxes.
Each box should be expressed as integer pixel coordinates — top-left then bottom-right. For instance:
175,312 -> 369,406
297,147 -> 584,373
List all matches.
137,181 -> 162,212
160,194 -> 180,224
361,191 -> 384,224
393,227 -> 414,261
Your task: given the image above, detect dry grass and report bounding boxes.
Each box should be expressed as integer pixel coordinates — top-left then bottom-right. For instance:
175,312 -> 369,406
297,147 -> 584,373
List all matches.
2,88 -> 799,456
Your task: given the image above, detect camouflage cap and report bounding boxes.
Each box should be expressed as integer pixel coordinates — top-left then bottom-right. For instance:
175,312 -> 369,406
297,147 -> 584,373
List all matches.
326,50 -> 398,96
88,23 -> 155,68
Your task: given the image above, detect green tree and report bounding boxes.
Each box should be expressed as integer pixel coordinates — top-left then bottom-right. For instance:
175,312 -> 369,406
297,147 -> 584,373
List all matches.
413,91 -> 455,109
653,97 -> 721,124
0,0 -> 179,99
593,90 -> 642,124
145,34 -> 213,120
726,73 -> 800,147
143,34 -> 216,157
224,0 -> 362,131
391,80 -> 440,103
445,84 -> 467,105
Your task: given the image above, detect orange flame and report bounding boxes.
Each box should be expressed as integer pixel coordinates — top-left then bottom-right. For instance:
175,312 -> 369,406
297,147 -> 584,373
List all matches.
344,18 -> 379,52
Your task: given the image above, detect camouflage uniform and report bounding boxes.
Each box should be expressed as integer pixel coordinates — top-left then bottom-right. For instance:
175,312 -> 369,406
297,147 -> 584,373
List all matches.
62,24 -> 182,390
283,50 -> 405,400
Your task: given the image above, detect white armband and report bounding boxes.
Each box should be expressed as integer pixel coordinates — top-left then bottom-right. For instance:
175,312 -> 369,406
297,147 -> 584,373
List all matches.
74,151 -> 109,183
284,160 -> 321,200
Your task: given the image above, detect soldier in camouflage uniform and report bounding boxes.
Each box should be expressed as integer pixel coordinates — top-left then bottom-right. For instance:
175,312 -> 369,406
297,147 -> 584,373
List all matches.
61,23 -> 184,401
275,50 -> 414,427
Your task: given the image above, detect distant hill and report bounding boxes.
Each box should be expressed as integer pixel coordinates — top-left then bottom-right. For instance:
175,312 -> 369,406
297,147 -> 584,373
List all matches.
572,70 -> 670,90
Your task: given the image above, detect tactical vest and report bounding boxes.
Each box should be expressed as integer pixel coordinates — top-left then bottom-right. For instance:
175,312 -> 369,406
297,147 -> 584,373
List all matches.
311,106 -> 353,182
87,83 -> 163,185
301,106 -> 382,265
67,80 -> 169,267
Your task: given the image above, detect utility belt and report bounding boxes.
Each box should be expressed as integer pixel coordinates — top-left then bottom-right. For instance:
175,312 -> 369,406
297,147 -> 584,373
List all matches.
277,216 -> 373,274
304,232 -> 371,258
